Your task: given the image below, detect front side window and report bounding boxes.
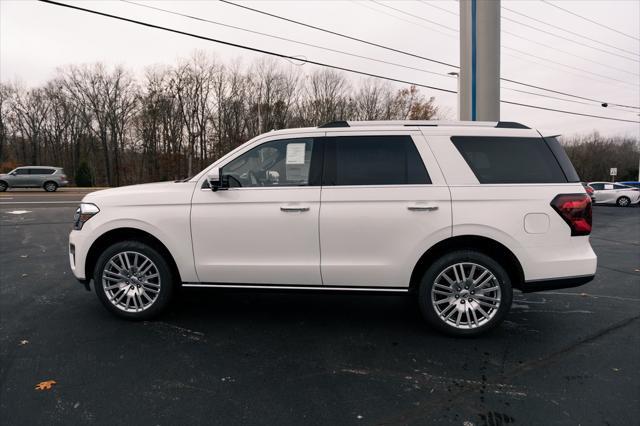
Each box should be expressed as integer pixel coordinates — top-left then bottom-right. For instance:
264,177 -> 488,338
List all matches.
221,138 -> 316,187
14,168 -> 29,175
451,136 -> 568,184
323,135 -> 431,186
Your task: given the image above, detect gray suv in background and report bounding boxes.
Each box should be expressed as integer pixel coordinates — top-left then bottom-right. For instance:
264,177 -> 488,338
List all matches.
0,166 -> 69,192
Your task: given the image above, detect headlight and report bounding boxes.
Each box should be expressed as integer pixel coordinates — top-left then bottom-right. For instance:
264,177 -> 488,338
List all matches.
73,203 -> 100,230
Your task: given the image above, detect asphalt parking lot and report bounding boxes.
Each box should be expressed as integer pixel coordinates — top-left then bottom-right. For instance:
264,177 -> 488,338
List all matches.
0,190 -> 638,425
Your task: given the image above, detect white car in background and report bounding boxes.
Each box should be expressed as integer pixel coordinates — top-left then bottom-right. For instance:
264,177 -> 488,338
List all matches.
588,182 -> 640,207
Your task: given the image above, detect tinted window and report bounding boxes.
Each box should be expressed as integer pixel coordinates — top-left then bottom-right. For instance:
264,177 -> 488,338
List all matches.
30,169 -> 54,175
590,183 -> 604,190
451,136 -> 567,184
323,135 -> 431,186
14,168 -> 29,175
543,137 -> 580,182
221,138 -> 317,187
613,184 -> 629,190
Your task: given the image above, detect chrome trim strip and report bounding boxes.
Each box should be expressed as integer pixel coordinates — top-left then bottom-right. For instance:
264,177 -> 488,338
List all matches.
181,283 -> 409,292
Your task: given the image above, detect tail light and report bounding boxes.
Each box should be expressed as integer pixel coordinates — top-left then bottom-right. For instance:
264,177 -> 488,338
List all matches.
551,194 -> 592,236
584,186 -> 594,195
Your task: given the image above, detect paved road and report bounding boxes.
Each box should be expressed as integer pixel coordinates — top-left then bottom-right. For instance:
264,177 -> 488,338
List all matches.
0,188 -> 98,205
0,193 -> 638,425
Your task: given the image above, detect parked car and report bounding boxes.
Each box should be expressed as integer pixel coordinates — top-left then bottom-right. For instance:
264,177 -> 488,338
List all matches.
582,182 -> 595,203
69,121 -> 596,336
617,181 -> 640,189
0,166 -> 68,192
588,182 -> 640,207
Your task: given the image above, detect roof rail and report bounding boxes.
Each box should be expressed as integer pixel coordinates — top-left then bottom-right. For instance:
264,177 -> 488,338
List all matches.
318,121 -> 350,128
317,120 -> 530,129
495,121 -> 530,129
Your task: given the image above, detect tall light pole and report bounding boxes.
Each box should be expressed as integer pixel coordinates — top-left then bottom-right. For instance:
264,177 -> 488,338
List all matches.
459,0 -> 500,121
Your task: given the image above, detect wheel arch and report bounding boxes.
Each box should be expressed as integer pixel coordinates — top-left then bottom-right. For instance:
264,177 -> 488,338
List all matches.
85,227 -> 182,287
409,235 -> 525,291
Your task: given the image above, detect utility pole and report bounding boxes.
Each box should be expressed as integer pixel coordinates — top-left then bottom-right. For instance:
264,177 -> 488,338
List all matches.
459,0 -> 501,121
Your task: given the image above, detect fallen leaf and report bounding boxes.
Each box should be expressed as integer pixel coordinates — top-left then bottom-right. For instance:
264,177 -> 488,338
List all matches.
21,274 -> 28,278
19,340 -> 29,345
612,368 -> 620,372
35,380 -> 57,390
19,255 -> 28,258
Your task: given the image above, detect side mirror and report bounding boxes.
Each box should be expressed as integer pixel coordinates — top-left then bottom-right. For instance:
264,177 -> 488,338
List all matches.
207,168 -> 227,192
9,171 -> 16,176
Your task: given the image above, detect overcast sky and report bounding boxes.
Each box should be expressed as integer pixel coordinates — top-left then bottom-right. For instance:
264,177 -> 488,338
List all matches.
1,0 -> 639,138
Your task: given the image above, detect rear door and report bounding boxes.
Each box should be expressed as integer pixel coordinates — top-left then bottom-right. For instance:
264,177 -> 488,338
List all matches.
319,131 -> 451,288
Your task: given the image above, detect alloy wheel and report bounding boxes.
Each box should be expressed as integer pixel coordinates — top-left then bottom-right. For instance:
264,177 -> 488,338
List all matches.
102,251 -> 161,313
431,262 -> 502,330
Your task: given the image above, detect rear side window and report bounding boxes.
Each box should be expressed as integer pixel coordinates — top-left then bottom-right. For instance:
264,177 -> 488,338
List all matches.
451,136 -> 568,184
323,135 -> 431,186
30,169 -> 55,175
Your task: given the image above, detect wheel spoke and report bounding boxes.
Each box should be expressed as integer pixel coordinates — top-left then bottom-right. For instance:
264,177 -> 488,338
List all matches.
455,309 -> 463,327
470,306 -> 480,326
475,294 -> 499,302
434,298 -> 451,306
440,272 -> 455,285
476,299 -> 498,309
472,270 -> 489,286
458,264 -> 466,281
434,283 -> 452,291
476,304 -> 491,319
433,289 -> 453,296
481,286 -> 500,293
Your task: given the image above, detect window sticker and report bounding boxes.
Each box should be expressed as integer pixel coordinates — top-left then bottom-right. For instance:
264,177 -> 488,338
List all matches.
286,143 -> 306,165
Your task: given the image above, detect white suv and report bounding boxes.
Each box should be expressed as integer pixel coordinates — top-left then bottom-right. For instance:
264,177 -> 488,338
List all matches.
69,121 -> 596,336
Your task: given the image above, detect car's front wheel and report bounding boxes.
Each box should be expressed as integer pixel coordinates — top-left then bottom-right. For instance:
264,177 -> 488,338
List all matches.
616,196 -> 631,207
43,181 -> 58,192
0,181 -> 7,192
94,241 -> 174,320
418,250 -> 513,336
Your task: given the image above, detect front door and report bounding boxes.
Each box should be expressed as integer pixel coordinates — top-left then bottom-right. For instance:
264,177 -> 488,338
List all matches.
191,135 -> 323,285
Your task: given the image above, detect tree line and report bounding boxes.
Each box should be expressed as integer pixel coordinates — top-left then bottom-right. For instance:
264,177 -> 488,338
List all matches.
0,52 -> 442,186
561,133 -> 639,182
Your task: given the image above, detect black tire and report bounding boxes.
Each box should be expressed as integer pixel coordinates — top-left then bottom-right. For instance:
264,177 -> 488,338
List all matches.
0,181 -> 7,192
43,181 -> 58,192
417,250 -> 513,337
93,241 -> 174,320
616,196 -> 631,207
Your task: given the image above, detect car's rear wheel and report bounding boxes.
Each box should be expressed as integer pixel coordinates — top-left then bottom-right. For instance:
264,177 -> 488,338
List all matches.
0,181 -> 7,192
418,250 -> 512,336
93,241 -> 174,320
616,196 -> 631,207
43,181 -> 58,192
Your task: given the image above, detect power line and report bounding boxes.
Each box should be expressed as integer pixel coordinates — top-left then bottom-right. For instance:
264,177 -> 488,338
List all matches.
370,0 -> 457,33
38,0 -> 640,124
502,5 -> 640,57
501,14 -> 639,63
541,0 -> 640,42
415,1 -> 639,77
221,0 -> 639,109
220,0 -> 459,70
121,0 -> 455,81
124,0 -> 635,114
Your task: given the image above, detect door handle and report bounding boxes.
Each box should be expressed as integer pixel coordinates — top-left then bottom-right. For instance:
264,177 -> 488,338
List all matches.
407,205 -> 438,211
280,206 -> 310,212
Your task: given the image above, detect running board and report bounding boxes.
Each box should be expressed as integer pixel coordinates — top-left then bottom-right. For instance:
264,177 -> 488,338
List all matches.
181,283 -> 409,293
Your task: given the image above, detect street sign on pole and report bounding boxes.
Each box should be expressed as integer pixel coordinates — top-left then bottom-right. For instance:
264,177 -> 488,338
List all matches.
610,167 -> 617,182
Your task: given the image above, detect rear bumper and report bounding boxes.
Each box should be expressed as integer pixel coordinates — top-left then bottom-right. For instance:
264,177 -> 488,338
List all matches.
520,274 -> 595,293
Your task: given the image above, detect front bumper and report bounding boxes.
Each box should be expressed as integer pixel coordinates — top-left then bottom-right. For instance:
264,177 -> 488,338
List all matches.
520,274 -> 595,293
